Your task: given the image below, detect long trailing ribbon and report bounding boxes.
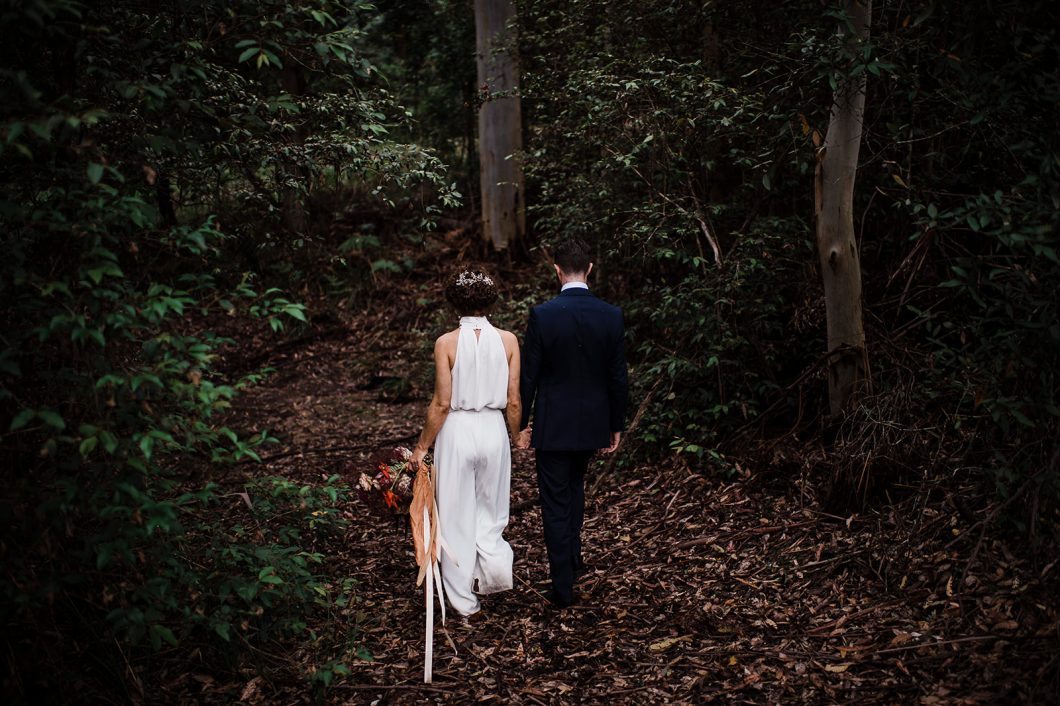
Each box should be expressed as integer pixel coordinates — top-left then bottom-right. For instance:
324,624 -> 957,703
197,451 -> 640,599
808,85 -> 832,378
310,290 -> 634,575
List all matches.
422,505 -> 435,682
414,466 -> 454,684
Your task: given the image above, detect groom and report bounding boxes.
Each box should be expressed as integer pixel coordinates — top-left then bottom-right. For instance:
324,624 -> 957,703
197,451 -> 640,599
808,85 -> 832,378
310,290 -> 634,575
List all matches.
517,237 -> 628,608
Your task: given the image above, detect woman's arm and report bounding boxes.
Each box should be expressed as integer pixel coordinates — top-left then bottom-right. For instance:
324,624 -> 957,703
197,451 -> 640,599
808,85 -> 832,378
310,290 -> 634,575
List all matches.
502,330 -> 522,441
411,335 -> 454,469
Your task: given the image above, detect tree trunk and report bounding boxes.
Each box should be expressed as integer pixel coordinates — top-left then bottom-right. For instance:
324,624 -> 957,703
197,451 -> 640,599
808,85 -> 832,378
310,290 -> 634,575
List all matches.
474,0 -> 525,252
815,0 -> 872,416
155,169 -> 177,228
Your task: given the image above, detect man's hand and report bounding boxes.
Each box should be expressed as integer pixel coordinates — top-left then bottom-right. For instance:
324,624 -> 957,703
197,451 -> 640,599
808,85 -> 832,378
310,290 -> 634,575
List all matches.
601,431 -> 621,454
515,427 -> 532,450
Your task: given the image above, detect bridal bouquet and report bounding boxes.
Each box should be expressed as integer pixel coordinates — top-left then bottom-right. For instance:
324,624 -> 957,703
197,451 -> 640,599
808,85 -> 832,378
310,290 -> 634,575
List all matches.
358,446 -> 449,682
357,446 -> 418,516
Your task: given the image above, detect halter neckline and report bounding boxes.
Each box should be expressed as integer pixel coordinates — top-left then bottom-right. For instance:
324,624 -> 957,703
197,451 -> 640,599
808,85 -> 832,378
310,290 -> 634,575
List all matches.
459,315 -> 490,328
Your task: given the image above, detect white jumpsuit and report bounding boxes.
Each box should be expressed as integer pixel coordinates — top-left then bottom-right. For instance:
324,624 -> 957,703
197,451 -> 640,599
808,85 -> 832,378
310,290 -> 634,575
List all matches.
433,316 -> 514,615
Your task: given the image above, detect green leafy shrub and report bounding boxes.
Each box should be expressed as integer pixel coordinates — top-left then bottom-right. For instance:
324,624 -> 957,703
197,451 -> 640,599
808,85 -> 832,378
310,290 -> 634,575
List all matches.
0,0 -> 455,698
516,0 -> 1058,507
517,26 -> 822,456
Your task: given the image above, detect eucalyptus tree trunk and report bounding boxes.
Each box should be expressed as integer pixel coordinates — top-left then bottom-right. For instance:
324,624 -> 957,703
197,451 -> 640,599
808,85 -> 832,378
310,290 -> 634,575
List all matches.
815,0 -> 872,415
474,0 -> 525,252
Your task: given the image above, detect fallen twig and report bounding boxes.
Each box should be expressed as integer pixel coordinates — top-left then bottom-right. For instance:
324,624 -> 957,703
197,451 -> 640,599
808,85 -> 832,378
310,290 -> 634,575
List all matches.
589,377 -> 663,498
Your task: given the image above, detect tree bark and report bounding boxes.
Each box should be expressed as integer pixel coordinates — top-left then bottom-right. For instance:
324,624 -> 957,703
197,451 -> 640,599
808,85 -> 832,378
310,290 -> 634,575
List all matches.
474,0 -> 525,252
155,169 -> 177,228
815,0 -> 872,416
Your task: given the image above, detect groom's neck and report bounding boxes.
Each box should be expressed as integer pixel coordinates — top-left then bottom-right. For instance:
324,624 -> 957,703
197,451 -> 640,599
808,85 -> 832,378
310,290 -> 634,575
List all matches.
557,271 -> 588,288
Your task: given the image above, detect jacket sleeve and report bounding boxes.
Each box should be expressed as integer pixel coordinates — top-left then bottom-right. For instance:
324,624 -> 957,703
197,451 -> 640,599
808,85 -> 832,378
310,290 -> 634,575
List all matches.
607,309 -> 629,432
519,307 -> 542,430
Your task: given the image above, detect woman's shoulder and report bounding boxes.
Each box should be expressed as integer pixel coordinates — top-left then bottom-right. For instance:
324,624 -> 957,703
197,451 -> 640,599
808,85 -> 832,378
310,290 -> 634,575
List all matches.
434,329 -> 461,351
493,327 -> 518,349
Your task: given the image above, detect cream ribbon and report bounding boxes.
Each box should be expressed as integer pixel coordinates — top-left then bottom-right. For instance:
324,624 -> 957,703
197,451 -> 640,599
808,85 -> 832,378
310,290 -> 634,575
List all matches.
419,504 -> 455,683
411,464 -> 457,683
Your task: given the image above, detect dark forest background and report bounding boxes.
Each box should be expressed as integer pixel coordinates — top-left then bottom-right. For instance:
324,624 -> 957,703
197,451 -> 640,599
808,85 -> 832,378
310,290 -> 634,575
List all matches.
1,0 -> 1057,702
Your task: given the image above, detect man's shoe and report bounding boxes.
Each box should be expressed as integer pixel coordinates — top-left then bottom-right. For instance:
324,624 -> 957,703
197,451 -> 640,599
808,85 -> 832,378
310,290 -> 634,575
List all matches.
544,589 -> 575,609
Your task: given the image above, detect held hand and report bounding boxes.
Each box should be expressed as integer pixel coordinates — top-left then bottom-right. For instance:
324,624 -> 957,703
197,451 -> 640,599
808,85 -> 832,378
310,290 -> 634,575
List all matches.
410,445 -> 428,471
515,427 -> 532,450
601,431 -> 621,454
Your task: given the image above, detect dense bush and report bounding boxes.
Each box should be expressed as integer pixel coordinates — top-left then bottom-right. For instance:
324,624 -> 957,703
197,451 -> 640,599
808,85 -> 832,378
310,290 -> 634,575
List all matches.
0,0 -> 453,698
512,0 -> 1059,501
517,2 -> 824,463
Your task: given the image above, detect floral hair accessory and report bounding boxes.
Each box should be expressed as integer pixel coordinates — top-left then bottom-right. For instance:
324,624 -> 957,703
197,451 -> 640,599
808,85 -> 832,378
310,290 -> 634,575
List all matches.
454,270 -> 494,288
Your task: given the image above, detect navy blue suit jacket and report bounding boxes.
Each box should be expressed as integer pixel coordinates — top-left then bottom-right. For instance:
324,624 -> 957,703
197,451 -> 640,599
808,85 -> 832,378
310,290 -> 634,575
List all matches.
520,288 -> 629,451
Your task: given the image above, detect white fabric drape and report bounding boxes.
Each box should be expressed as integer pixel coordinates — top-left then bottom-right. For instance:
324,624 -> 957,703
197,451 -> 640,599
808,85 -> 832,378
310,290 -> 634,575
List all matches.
449,316 -> 508,412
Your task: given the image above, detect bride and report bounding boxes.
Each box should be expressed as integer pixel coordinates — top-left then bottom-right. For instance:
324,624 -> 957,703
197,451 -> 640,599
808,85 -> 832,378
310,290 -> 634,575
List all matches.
410,268 -> 521,617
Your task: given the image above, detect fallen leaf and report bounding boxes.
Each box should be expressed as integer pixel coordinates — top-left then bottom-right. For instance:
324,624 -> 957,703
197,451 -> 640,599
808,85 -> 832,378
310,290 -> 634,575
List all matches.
890,631 -> 913,646
648,635 -> 692,653
239,676 -> 264,703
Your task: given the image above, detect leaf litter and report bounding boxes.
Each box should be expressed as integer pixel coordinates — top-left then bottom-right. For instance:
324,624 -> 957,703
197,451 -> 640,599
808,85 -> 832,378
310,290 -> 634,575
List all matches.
158,264 -> 1058,705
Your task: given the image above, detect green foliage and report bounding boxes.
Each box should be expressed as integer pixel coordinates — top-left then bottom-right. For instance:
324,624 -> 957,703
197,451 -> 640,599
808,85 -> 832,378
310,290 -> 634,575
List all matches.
519,2 -> 823,454
364,0 -> 479,185
0,0 -> 453,697
627,220 -> 814,451
863,0 -> 1060,495
515,0 -> 1059,498
185,475 -> 356,645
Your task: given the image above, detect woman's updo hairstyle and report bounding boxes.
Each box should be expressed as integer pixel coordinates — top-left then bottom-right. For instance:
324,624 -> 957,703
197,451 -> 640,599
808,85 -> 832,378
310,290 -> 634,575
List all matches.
444,268 -> 498,316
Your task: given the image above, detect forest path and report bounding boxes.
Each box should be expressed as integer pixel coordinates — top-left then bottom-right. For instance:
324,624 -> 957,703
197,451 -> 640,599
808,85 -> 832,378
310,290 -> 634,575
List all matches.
210,287 -> 1055,706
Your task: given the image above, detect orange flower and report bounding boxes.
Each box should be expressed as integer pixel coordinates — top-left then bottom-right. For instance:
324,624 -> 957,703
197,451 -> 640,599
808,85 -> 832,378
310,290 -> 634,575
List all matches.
383,490 -> 398,510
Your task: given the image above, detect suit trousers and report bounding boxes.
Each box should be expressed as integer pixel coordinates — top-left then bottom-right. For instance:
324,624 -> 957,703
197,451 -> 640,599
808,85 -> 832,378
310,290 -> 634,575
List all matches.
535,449 -> 594,604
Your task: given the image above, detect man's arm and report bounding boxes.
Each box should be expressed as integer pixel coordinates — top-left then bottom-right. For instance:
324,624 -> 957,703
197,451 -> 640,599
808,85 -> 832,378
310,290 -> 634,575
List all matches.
519,308 -> 542,432
606,309 -> 629,436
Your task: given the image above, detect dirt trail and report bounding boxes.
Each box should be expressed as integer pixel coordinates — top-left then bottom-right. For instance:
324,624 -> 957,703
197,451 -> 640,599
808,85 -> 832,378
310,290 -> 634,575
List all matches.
203,290 -> 1057,705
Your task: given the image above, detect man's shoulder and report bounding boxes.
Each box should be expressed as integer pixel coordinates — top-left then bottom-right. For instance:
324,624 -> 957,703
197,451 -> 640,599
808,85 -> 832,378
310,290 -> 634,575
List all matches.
533,294 -> 562,309
596,297 -> 623,315
582,293 -> 623,317
534,292 -> 623,316
531,296 -> 564,317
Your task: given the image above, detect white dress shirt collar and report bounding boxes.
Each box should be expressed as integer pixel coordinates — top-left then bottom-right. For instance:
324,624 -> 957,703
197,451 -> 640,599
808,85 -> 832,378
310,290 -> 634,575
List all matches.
561,281 -> 589,291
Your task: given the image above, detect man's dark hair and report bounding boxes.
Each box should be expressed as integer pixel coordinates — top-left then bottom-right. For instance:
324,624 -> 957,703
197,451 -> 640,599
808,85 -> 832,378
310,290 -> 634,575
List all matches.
552,237 -> 592,274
